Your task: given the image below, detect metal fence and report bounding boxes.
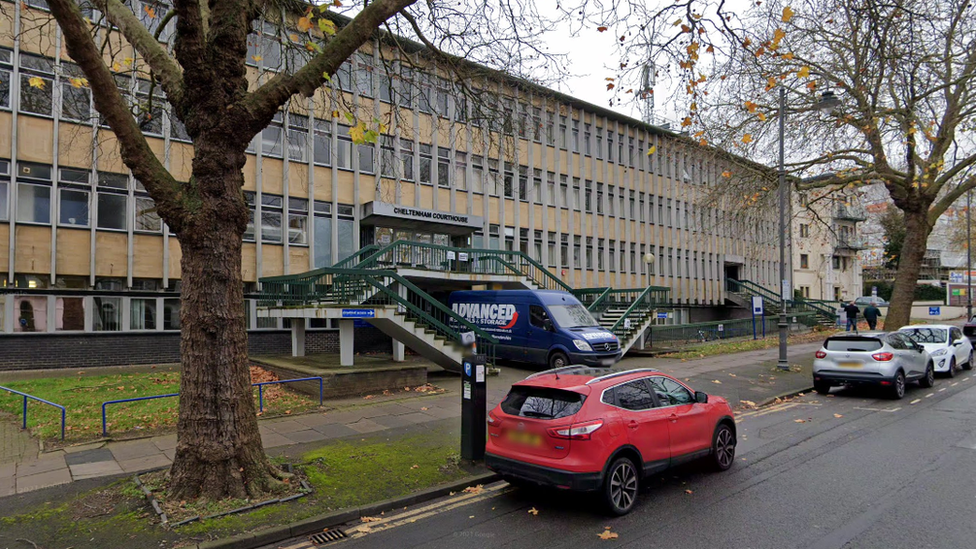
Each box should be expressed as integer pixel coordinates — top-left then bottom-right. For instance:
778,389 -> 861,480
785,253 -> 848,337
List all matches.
647,313 -> 820,347
0,385 -> 66,440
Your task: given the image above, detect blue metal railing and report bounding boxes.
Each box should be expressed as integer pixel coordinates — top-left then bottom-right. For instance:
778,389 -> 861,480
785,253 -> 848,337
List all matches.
0,385 -> 67,440
101,377 -> 325,436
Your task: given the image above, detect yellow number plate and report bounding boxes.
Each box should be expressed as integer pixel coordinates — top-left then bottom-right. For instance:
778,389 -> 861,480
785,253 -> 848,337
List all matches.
506,431 -> 542,446
839,362 -> 862,368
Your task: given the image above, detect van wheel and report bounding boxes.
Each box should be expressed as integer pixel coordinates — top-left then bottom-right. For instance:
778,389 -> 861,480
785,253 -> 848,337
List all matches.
549,352 -> 569,369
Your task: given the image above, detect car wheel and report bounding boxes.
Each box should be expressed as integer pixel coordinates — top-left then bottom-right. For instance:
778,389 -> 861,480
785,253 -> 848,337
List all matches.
603,457 -> 639,516
814,381 -> 831,395
890,370 -> 906,399
947,357 -> 957,378
918,362 -> 935,388
549,351 -> 569,370
964,351 -> 974,371
711,423 -> 736,471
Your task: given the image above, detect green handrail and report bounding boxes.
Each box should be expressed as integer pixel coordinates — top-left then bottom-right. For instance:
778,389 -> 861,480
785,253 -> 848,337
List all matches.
609,285 -> 659,338
574,287 -> 611,310
332,244 -> 382,269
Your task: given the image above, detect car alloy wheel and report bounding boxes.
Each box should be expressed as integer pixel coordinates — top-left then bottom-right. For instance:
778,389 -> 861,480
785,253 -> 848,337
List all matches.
919,362 -> 935,388
947,358 -> 957,378
604,457 -> 638,515
965,352 -> 974,371
891,371 -> 906,399
713,424 -> 736,471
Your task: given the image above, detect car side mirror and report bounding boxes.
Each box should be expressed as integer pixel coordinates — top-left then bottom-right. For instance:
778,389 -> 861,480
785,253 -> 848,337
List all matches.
695,391 -> 708,404
543,319 -> 554,332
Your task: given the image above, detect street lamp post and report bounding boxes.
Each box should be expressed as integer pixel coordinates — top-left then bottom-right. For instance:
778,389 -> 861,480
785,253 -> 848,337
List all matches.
968,190 -> 972,320
777,89 -> 841,372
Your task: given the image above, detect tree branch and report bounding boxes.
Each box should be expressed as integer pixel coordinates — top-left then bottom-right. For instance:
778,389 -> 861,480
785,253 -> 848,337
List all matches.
930,174 -> 976,225
92,0 -> 184,108
47,0 -> 189,233
242,0 -> 418,132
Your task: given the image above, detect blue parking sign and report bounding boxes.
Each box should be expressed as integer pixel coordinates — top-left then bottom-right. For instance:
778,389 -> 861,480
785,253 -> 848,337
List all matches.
929,306 -> 941,316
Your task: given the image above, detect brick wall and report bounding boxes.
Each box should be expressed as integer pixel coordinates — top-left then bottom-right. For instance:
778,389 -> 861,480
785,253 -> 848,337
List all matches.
0,328 -> 393,371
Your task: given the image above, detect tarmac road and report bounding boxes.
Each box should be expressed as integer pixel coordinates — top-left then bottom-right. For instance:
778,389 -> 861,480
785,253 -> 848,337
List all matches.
265,368 -> 976,549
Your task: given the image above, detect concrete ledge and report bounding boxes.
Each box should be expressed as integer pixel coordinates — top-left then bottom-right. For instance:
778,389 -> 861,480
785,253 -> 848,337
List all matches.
196,472 -> 500,549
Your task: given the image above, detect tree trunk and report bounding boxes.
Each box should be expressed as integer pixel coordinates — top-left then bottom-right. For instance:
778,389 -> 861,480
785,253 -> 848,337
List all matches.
885,209 -> 931,330
167,141 -> 280,501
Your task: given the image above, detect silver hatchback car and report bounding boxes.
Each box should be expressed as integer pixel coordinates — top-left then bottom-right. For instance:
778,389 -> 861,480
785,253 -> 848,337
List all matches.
813,332 -> 935,399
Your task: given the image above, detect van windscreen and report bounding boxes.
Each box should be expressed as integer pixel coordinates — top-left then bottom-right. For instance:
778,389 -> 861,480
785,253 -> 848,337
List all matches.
824,338 -> 883,352
501,387 -> 586,419
548,304 -> 599,328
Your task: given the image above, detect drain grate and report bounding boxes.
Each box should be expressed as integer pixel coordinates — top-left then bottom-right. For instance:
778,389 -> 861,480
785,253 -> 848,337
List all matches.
310,530 -> 348,545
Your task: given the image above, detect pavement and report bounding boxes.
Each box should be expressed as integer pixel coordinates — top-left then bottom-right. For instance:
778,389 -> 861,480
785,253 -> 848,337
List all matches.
263,364 -> 976,549
0,341 -> 822,500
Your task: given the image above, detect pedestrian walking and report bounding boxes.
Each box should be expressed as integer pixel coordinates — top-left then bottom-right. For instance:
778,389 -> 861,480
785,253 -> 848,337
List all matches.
863,302 -> 882,330
843,301 -> 860,333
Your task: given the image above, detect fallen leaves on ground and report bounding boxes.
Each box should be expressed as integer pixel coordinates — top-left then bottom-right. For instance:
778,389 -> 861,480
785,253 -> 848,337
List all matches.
740,400 -> 757,408
597,527 -> 619,540
712,380 -> 722,384
528,507 -> 539,515
361,516 -> 382,523
462,485 -> 484,494
410,464 -> 419,469
834,413 -> 843,418
685,489 -> 694,494
794,419 -> 806,423
421,407 -> 429,411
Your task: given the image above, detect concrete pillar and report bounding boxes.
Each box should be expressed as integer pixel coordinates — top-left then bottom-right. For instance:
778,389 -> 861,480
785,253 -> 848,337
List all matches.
291,319 -> 306,357
392,283 -> 407,362
339,319 -> 355,366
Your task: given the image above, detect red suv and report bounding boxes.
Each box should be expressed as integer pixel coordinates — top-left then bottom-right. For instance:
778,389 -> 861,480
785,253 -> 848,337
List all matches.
485,367 -> 737,515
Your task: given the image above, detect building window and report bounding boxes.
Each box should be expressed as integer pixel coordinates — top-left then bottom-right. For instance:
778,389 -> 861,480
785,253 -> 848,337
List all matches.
359,142 -> 374,173
96,172 -> 128,231
401,140 -> 415,181
313,119 -> 332,166
336,125 -> 353,169
59,188 -> 89,227
130,298 -> 157,330
337,204 -> 356,260
92,296 -> 122,331
0,49 -> 12,110
503,163 -> 514,198
455,152 -> 467,191
261,113 -> 284,158
61,63 -> 92,123
380,135 -> 398,178
470,155 -> 483,193
547,232 -> 557,267
288,197 -> 308,245
134,197 -> 161,232
55,297 -> 85,331
596,183 -> 604,214
20,54 -> 54,117
832,256 -> 841,270
287,114 -> 308,162
163,298 -> 181,330
598,238 -> 605,270
15,296 -> 47,332
586,237 -> 593,269
419,144 -> 432,184
799,223 -> 810,238
571,119 -> 580,152
518,166 -> 528,201
312,201 -> 332,268
356,54 -> 373,97
560,234 -> 569,268
584,123 -> 592,155
800,254 -> 809,269
437,147 -> 451,187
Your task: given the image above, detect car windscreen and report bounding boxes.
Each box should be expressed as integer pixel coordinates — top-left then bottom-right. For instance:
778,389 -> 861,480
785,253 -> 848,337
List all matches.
824,337 -> 883,352
901,328 -> 947,344
547,304 -> 599,328
501,386 -> 586,419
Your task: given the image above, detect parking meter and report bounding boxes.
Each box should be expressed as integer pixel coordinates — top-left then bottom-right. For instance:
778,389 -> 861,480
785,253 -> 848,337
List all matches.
459,332 -> 487,461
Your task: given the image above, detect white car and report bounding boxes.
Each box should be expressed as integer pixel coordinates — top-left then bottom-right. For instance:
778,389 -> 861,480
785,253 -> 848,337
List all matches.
899,325 -> 973,377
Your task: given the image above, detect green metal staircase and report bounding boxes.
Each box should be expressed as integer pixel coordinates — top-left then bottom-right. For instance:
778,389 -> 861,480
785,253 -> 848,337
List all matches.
727,279 -> 838,326
257,240 -> 672,367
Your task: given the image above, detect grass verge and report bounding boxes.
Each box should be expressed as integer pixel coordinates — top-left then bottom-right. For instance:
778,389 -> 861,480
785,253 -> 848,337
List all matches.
662,329 -> 835,359
0,366 -> 319,444
0,419 -> 470,549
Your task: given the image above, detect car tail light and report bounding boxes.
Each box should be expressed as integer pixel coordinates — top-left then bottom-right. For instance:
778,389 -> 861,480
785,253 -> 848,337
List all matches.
815,350 -> 827,359
487,411 -> 500,426
872,352 -> 894,361
548,420 -> 604,440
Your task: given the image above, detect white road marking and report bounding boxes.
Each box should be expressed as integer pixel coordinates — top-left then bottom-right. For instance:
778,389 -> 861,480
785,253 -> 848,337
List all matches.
910,399 -> 922,405
939,388 -> 947,392
951,382 -> 959,387
853,407 -> 901,413
925,393 -> 935,398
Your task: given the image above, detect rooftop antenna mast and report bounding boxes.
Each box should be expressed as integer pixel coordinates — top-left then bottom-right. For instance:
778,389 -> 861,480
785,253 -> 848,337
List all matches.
640,62 -> 656,125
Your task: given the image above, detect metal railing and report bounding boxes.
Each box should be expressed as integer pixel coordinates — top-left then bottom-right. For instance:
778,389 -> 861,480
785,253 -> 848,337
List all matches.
728,279 -> 838,322
101,377 -> 326,436
649,313 -> 820,346
259,268 -> 500,365
572,287 -> 610,308
609,286 -> 665,340
591,287 -> 670,319
0,385 -> 66,440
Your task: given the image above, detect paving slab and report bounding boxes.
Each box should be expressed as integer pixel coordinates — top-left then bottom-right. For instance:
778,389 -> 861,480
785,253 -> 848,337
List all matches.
163,449 -> 175,461
118,453 -> 172,474
284,429 -> 328,444
346,418 -> 387,434
0,475 -> 14,497
309,423 -> 358,439
417,406 -> 457,420
16,453 -> 66,477
152,434 -> 177,451
16,468 -> 72,493
266,420 -> 310,435
359,403 -> 416,418
0,461 -> 15,480
62,441 -> 107,454
370,414 -> 417,429
397,412 -> 438,425
317,410 -> 367,424
293,413 -> 335,429
110,439 -> 161,462
69,460 -> 125,480
261,432 -> 293,449
64,447 -> 115,466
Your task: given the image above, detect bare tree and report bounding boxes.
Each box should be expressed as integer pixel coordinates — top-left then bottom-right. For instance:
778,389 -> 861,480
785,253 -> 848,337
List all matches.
663,0 -> 976,329
30,0 -> 558,501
